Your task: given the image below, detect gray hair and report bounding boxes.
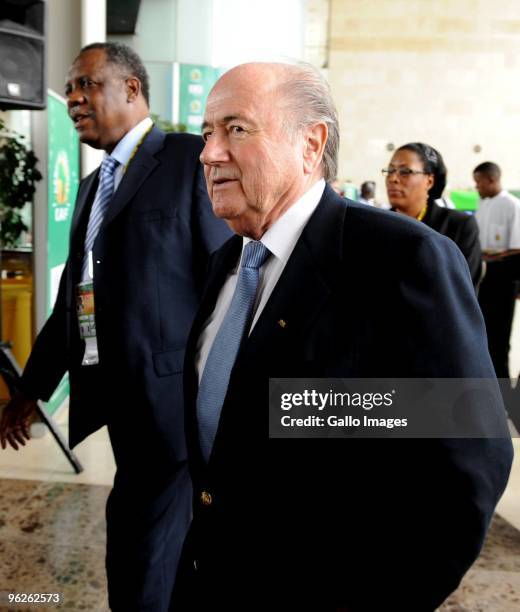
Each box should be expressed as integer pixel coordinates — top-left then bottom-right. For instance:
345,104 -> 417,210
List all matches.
278,62 -> 339,182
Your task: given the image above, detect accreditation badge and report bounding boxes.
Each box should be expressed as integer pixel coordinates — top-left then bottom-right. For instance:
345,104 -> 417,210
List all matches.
77,281 -> 95,338
77,280 -> 100,365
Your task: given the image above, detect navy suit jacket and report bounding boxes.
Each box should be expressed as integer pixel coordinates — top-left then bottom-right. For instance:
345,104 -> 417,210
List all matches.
19,127 -> 231,611
182,186 -> 513,611
21,127 -> 231,456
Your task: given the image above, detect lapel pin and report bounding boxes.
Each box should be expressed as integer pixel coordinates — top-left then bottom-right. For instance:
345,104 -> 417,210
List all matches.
278,319 -> 287,328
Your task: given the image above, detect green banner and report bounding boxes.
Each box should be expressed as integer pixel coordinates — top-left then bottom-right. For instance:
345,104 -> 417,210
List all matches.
44,92 -> 79,415
178,64 -> 223,134
449,190 -> 479,212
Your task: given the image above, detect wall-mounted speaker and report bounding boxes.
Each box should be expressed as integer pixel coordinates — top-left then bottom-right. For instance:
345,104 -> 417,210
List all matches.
0,0 -> 46,110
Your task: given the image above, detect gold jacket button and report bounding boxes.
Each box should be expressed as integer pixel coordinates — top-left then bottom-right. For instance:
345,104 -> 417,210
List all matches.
200,491 -> 213,506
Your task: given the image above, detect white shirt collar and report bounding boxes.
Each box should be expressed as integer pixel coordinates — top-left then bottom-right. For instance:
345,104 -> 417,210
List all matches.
109,116 -> 153,168
241,178 -> 326,264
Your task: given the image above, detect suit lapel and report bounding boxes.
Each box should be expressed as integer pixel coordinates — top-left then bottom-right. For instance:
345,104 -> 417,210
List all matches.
193,235 -> 242,335
184,234 -> 242,467
70,170 -> 98,239
241,187 -> 347,360
70,126 -> 165,240
101,126 -> 164,228
424,201 -> 440,227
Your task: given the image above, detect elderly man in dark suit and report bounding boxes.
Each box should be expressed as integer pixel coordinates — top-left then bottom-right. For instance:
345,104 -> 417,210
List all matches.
0,42 -> 230,611
173,62 -> 513,611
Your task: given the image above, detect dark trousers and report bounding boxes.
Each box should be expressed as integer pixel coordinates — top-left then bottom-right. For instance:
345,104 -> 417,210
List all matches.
71,363 -> 192,611
105,464 -> 191,611
478,260 -> 517,379
97,394 -> 192,612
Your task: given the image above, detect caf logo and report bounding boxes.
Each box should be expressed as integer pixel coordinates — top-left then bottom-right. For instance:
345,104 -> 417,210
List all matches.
53,151 -> 71,221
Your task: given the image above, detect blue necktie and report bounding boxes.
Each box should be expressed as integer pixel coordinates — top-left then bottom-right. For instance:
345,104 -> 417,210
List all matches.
197,241 -> 271,461
82,155 -> 119,278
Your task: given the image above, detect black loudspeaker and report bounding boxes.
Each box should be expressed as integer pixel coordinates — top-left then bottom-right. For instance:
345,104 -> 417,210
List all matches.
0,0 -> 46,110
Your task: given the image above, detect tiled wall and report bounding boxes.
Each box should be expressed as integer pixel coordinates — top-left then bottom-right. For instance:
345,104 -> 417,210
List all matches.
306,0 -> 520,200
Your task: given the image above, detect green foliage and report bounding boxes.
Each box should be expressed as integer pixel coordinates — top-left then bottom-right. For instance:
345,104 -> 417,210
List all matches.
0,117 -> 42,248
150,113 -> 187,133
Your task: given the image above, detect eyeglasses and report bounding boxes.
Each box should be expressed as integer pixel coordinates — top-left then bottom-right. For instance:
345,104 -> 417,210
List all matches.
382,168 -> 429,178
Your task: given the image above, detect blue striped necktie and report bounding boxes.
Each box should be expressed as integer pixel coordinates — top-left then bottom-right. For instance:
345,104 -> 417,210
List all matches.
197,240 -> 271,461
82,155 -> 119,278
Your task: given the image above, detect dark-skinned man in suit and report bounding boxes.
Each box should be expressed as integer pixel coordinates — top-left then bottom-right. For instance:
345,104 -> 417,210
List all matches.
0,42 -> 231,611
172,62 -> 513,611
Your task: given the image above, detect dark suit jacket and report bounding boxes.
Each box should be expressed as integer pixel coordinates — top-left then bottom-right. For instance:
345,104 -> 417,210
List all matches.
181,187 -> 513,611
19,128 -> 231,610
21,127 -> 230,456
422,202 -> 482,287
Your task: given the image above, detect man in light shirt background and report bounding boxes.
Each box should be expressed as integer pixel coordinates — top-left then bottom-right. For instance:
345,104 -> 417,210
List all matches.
473,162 -> 520,419
474,161 -> 520,255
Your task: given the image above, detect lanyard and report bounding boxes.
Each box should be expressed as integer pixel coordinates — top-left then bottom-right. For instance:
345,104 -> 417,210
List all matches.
120,123 -> 154,176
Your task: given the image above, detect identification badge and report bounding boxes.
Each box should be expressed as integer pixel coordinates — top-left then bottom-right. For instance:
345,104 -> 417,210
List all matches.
77,280 -> 100,366
77,281 -> 96,338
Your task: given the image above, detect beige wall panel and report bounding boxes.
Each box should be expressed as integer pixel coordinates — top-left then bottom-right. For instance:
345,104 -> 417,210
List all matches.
325,0 -> 520,199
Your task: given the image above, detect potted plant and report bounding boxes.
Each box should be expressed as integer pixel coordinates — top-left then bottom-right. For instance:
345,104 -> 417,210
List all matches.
0,117 -> 42,249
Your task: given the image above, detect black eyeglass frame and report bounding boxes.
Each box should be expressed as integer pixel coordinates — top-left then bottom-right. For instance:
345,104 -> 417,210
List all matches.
381,168 -> 431,178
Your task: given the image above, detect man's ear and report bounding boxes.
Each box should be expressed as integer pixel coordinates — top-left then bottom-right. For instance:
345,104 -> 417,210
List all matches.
125,76 -> 141,103
303,122 -> 328,175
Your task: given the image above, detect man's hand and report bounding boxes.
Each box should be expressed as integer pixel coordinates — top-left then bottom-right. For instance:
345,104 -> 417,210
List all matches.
0,392 -> 38,450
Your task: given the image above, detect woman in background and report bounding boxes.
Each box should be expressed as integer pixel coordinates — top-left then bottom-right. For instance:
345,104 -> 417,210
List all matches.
384,142 -> 482,287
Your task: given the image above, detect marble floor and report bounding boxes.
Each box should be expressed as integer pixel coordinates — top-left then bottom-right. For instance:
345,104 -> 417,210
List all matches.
440,513 -> 520,612
0,476 -> 518,612
0,478 -> 110,611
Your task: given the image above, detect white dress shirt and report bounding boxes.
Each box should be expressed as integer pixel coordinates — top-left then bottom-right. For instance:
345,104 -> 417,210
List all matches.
475,189 -> 520,250
195,178 -> 326,382
111,116 -> 153,190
